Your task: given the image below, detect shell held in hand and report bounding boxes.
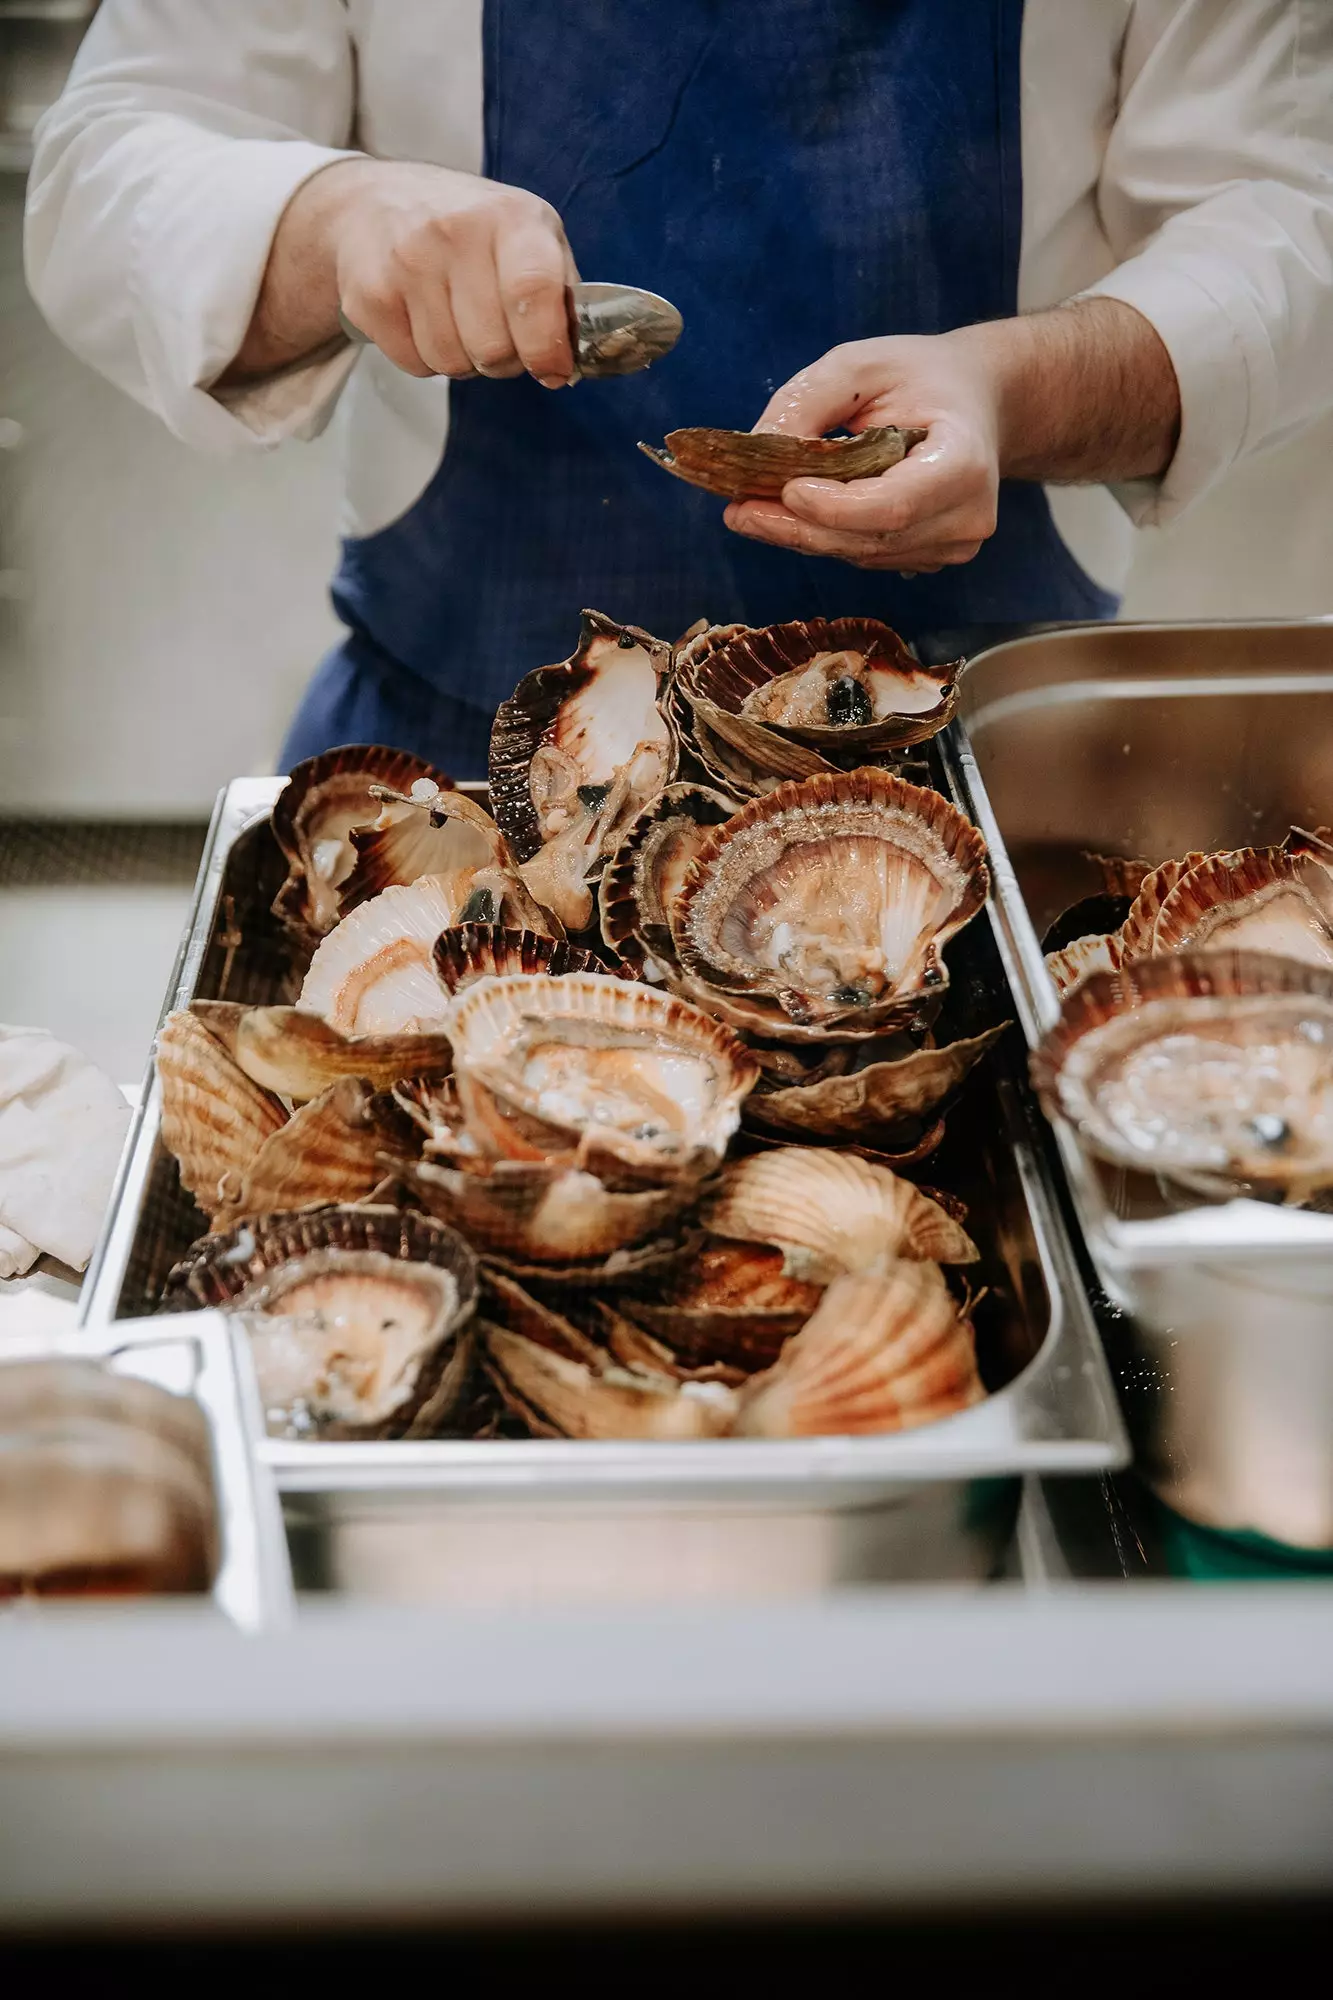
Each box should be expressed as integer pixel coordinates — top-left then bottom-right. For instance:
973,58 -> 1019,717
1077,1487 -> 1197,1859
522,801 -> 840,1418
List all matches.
639,425 -> 926,500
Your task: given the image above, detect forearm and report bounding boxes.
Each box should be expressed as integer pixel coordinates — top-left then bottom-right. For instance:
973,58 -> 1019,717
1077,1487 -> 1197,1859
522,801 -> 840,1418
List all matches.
951,297 -> 1181,486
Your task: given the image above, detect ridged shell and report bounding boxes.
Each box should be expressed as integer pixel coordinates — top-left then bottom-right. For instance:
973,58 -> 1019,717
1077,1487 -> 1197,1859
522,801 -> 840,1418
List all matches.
1116,852 -> 1210,960
677,618 -> 959,759
164,1205 -> 479,1440
703,1145 -> 978,1279
1040,893 -> 1134,957
298,876 -> 461,1035
431,924 -> 633,997
192,1000 -> 453,1101
743,1122 -> 948,1171
1031,949 -> 1333,1197
444,972 -> 760,1183
211,1078 -> 403,1231
670,768 -> 989,1033
598,783 -> 739,967
271,747 -> 452,939
1044,933 -> 1123,999
1150,849 -> 1333,969
1085,851 -> 1154,900
638,424 -> 926,500
744,1023 -> 1007,1144
625,1240 -> 823,1370
398,1153 -> 692,1264
339,785 -> 556,933
156,1011 -> 288,1218
737,1265 -> 983,1438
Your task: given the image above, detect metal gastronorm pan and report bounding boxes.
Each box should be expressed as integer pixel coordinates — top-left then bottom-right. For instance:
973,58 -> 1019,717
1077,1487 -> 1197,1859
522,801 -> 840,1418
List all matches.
80,775 -> 1126,1598
942,618 -> 1333,1550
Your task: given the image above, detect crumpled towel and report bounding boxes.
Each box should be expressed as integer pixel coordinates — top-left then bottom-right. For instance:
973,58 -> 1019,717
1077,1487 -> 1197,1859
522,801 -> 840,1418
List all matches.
0,1026 -> 132,1278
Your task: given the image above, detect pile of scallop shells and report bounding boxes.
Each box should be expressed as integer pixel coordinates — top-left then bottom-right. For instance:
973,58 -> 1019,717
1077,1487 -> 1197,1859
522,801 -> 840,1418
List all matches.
1035,829 -> 1333,1200
155,609 -> 1006,1443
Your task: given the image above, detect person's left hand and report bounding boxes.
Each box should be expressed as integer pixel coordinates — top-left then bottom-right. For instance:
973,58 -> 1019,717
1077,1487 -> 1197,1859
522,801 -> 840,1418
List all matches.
724,332 -> 1003,573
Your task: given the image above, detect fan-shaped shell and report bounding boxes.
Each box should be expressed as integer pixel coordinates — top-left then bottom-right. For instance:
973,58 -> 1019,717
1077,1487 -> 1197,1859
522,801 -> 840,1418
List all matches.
398,1153 -> 692,1265
598,782 -> 739,968
670,768 -> 989,1033
165,1205 -> 479,1440
677,617 -> 959,760
1085,851 -> 1154,900
271,747 -> 453,938
211,1078 -> 406,1231
1031,949 -> 1333,1198
156,1010 -> 288,1218
744,1023 -> 1007,1144
737,1264 -> 983,1437
703,1145 -> 977,1279
298,876 -> 463,1035
1044,933 -> 1123,999
1150,849 -> 1333,970
431,924 -> 632,997
1115,852 -> 1210,960
626,1240 -> 823,1370
444,972 -> 760,1183
192,1000 -> 453,1101
337,785 -> 556,934
638,424 -> 925,500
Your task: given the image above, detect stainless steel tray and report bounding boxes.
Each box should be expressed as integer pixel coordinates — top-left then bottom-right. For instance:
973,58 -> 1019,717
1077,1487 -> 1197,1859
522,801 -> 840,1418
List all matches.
942,618 -> 1333,1548
80,774 -> 1126,1599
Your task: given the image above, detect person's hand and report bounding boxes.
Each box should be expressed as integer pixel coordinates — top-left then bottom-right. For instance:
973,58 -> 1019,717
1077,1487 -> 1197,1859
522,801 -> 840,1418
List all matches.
331,159 -> 579,385
724,331 -> 1003,573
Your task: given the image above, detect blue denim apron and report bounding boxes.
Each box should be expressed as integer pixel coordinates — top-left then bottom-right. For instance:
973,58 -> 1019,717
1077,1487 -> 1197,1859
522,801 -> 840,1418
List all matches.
282,0 -> 1117,777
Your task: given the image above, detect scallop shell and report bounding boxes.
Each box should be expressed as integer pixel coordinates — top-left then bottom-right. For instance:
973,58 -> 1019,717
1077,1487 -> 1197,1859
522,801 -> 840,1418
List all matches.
444,972 -> 760,1183
156,1010 -> 288,1218
431,924 -> 633,997
488,610 -> 676,930
398,1153 -> 692,1265
736,1264 -> 983,1438
743,1023 -> 1008,1144
594,1304 -> 748,1390
1044,932 -> 1123,999
670,768 -> 989,1033
1031,949 -> 1333,1198
271,747 -> 453,939
677,617 -> 959,762
625,1239 -> 823,1370
211,1078 -> 405,1231
1040,892 -> 1134,958
480,1272 -> 737,1440
1149,849 -> 1333,970
339,784 -> 557,933
165,1205 -> 479,1440
598,782 -> 739,968
1085,851 -> 1155,900
297,876 -> 463,1035
192,1000 -> 453,1101
1115,852 -> 1210,960
702,1145 -> 978,1279
638,424 -> 926,500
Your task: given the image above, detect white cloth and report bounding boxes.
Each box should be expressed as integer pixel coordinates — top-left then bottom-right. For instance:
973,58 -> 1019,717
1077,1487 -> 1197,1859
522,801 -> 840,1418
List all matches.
23,0 -> 1333,593
0,1027 -> 132,1277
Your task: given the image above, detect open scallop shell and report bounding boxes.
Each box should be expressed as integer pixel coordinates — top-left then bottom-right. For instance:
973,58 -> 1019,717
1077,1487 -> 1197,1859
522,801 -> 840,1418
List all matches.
431,924 -> 633,997
1115,852 -> 1210,961
625,1239 -> 823,1371
736,1264 -> 983,1438
1085,851 -> 1155,900
480,1271 -> 737,1440
743,1023 -> 1007,1144
339,784 -> 556,933
703,1145 -> 977,1280
1044,932 -> 1123,999
670,768 -> 989,1033
398,1153 -> 693,1266
165,1205 -> 479,1440
488,610 -> 676,931
192,1000 -> 453,1101
156,1010 -> 288,1219
1148,849 -> 1333,970
298,876 -> 465,1035
444,972 -> 759,1183
677,617 -> 959,763
598,782 -> 739,969
211,1078 -> 409,1231
638,425 -> 926,500
271,747 -> 453,940
1031,949 -> 1333,1198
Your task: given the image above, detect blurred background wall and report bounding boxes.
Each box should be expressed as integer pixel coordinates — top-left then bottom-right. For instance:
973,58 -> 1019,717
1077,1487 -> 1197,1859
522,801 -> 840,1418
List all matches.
1,4 -> 1331,817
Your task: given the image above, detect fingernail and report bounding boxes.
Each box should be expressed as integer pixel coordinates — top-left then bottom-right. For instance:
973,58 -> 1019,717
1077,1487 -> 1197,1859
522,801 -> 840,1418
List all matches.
539,374 -> 566,390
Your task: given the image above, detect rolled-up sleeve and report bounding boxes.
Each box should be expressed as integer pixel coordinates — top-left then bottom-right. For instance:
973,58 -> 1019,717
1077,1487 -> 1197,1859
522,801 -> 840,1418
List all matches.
1084,0 -> 1333,526
24,0 -> 362,454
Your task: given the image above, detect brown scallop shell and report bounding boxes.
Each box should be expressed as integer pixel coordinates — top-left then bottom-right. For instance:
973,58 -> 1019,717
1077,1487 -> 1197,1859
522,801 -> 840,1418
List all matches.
624,1239 -> 823,1371
638,424 -> 926,500
192,1000 -> 453,1101
736,1264 -> 983,1438
431,924 -> 633,997
398,1153 -> 693,1265
743,1023 -> 1008,1144
702,1145 -> 978,1279
677,617 -> 959,758
211,1078 -> 407,1231
156,1010 -> 288,1218
164,1205 -> 479,1440
338,785 -> 557,936
669,767 -> 989,1033
271,746 -> 453,939
1149,849 -> 1333,969
1031,949 -> 1333,1197
598,782 -> 739,968
1084,850 -> 1155,900
1044,933 -> 1123,999
1115,852 -> 1210,961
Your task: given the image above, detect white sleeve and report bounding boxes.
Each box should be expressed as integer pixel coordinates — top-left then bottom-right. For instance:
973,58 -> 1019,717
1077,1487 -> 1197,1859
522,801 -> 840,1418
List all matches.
24,0 -> 364,455
1081,0 -> 1333,526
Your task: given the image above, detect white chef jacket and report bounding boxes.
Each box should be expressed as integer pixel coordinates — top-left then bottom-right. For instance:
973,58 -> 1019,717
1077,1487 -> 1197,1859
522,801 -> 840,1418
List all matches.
23,0 -> 1333,592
